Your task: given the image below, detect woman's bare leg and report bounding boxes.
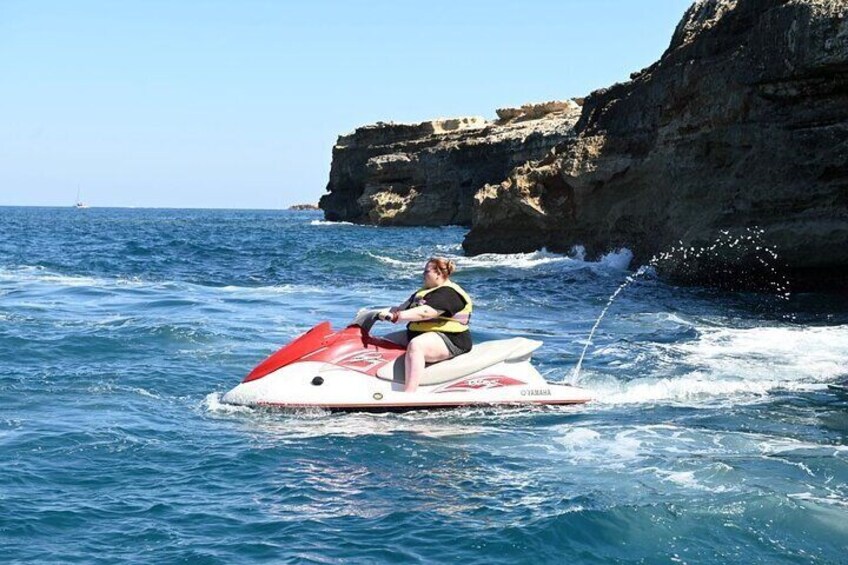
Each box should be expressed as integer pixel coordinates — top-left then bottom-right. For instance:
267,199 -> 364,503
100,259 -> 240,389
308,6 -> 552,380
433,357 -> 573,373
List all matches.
404,333 -> 451,393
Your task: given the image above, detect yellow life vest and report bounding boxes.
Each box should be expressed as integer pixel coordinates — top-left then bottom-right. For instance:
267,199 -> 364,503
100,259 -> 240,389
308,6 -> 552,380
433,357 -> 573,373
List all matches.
407,280 -> 473,333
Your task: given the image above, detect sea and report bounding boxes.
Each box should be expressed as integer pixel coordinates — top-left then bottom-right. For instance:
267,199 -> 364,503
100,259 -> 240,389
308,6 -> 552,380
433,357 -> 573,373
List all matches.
1,207 -> 846,564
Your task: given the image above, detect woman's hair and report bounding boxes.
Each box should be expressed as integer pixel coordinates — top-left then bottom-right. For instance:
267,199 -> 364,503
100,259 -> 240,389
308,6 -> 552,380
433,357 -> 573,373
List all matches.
427,257 -> 456,277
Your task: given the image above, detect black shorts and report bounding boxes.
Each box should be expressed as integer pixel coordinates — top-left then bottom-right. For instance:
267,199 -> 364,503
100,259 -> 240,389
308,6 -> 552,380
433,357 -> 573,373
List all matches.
436,332 -> 466,358
407,329 -> 472,357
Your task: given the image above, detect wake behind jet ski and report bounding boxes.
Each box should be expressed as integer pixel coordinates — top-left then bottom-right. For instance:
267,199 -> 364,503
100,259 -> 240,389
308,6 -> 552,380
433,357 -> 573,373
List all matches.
222,309 -> 592,411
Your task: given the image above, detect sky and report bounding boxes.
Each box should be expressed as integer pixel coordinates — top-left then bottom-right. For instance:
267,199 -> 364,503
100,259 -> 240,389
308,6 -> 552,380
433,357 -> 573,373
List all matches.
0,0 -> 694,209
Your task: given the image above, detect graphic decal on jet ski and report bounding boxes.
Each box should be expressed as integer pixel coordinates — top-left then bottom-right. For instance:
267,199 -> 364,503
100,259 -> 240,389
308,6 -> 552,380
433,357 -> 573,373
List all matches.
435,375 -> 526,393
336,350 -> 387,371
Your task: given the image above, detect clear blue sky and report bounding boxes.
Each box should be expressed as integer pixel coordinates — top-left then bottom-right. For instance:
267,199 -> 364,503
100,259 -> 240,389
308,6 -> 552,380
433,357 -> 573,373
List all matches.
1,0 -> 693,209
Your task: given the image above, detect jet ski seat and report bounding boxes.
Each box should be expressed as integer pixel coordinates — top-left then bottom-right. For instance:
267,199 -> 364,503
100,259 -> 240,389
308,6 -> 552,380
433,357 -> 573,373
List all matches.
376,337 -> 543,386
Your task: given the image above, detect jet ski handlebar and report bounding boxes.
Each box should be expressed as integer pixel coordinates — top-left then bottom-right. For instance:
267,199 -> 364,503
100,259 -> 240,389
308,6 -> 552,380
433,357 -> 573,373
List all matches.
351,308 -> 382,336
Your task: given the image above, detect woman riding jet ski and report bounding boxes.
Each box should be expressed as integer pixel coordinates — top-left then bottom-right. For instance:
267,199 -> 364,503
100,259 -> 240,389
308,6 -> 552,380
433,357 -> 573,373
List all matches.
375,257 -> 473,393
222,257 -> 591,411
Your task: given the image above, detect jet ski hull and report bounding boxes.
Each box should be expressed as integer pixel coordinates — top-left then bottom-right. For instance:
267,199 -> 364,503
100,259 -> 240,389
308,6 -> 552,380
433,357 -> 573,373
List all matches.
223,361 -> 591,412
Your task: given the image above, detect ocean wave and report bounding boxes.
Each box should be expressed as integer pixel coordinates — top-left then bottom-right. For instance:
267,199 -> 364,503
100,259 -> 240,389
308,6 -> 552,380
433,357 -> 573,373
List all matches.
0,265 -> 336,299
309,220 -> 356,226
546,423 -> 741,494
597,248 -> 634,270
0,265 -> 143,288
203,392 -> 255,414
365,252 -> 414,268
366,247 -> 637,275
456,250 -> 576,270
218,284 -> 330,295
585,324 -> 848,406
756,436 -> 848,456
87,382 -> 163,400
589,374 -> 812,406
203,393 -> 496,437
672,325 -> 848,383
459,247 -> 635,273
552,427 -> 642,466
788,492 -> 848,509
549,422 -> 843,493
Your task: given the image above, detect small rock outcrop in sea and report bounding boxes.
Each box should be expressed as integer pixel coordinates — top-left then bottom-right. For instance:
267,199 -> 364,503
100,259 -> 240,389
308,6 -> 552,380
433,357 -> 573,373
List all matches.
464,0 -> 848,291
319,101 -> 581,226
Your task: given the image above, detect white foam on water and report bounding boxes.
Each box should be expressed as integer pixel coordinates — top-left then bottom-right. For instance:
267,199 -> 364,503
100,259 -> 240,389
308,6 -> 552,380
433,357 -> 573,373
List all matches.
90,314 -> 136,327
367,249 -> 569,273
672,325 -> 848,383
218,283 -> 329,296
250,411 -> 493,439
0,266 -> 163,295
202,394 -> 497,437
555,423 -> 829,460
309,220 -> 355,226
366,247 -> 637,278
547,423 -> 827,497
570,245 -> 586,261
0,265 -> 110,288
788,492 -> 848,509
456,249 -> 576,270
203,392 -> 255,414
552,426 -> 642,467
364,249 -> 573,277
87,383 -> 116,395
550,424 -> 722,489
130,387 -> 161,400
365,252 -> 415,268
0,265 -> 338,306
86,382 -> 163,400
756,436 -> 848,456
587,324 -> 848,406
598,248 -> 634,271
592,373 -> 790,406
645,468 -> 736,493
431,243 -> 463,253
656,469 -> 699,488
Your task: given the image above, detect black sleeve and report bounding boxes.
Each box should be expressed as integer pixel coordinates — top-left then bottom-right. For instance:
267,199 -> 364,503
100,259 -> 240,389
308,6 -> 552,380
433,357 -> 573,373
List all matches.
417,287 -> 466,317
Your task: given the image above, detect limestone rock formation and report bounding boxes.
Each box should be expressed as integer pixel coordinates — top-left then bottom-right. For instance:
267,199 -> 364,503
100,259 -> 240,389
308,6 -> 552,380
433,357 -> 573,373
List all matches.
320,103 -> 581,226
464,0 -> 848,291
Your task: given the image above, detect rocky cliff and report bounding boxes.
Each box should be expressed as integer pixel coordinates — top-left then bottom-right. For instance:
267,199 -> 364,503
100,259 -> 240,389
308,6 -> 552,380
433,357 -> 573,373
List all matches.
464,0 -> 848,291
320,101 -> 581,226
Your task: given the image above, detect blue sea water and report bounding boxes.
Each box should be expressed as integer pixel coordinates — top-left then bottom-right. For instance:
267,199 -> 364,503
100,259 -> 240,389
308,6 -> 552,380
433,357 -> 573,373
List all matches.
1,206 -> 847,564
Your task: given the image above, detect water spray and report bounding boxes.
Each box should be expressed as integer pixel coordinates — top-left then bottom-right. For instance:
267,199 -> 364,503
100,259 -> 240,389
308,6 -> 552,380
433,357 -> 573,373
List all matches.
570,227 -> 791,382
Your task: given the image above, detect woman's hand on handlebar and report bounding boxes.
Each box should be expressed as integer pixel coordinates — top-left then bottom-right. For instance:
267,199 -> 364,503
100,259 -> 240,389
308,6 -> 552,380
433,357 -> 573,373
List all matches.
377,309 -> 399,323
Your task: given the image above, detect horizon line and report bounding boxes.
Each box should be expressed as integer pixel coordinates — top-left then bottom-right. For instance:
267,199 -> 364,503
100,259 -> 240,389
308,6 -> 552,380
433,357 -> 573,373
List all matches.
0,204 -> 323,212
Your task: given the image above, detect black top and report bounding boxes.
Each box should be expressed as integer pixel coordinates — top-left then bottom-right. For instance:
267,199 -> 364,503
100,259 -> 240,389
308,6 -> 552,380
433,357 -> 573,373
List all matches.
406,286 -> 472,353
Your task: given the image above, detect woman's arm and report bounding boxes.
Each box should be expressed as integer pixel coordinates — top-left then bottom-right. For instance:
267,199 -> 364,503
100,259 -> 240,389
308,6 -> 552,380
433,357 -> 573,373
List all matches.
377,297 -> 418,322
394,305 -> 443,323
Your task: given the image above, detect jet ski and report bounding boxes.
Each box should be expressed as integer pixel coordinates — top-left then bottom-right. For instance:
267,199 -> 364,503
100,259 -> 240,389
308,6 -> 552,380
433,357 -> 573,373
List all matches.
222,309 -> 592,412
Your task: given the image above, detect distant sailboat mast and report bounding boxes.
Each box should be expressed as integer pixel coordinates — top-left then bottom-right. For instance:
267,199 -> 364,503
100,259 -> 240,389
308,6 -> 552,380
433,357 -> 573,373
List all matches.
75,185 -> 88,208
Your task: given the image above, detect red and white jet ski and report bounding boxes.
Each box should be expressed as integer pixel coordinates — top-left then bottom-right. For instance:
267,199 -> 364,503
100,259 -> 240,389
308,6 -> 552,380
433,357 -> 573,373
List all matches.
223,310 -> 592,411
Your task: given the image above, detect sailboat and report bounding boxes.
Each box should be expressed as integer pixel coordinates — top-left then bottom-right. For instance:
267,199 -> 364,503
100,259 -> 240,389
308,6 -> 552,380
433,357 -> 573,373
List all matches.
74,186 -> 89,209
